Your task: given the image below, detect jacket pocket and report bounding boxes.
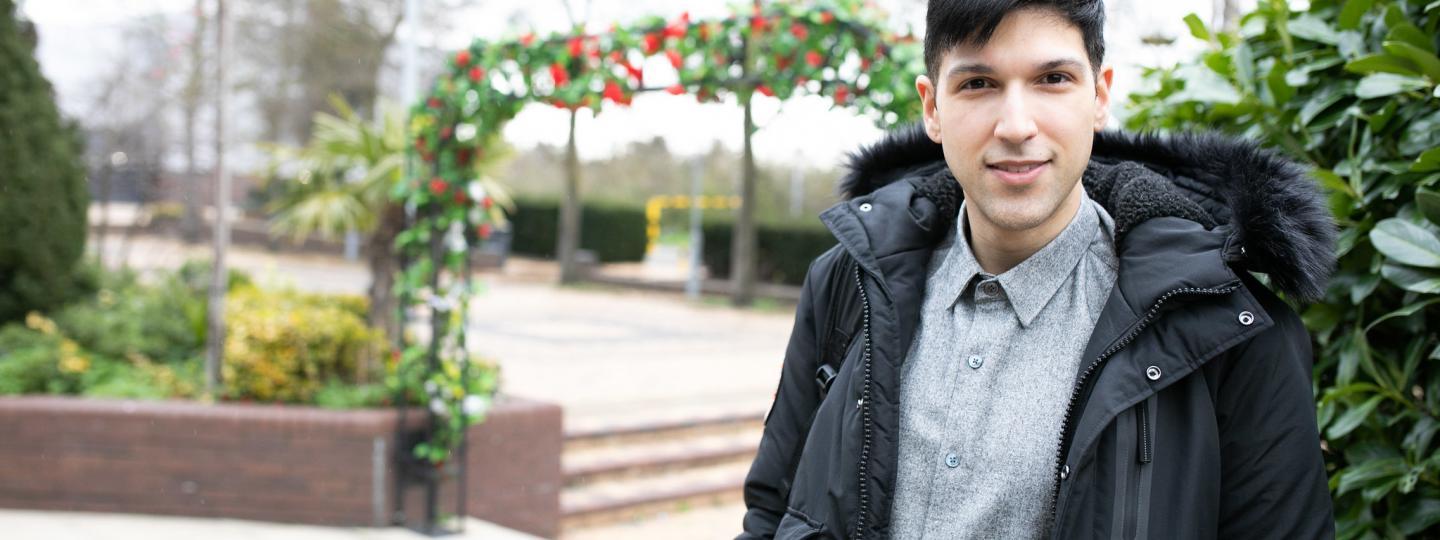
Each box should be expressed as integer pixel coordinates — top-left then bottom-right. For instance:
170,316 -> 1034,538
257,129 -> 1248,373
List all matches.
776,507 -> 828,540
1113,396 -> 1158,539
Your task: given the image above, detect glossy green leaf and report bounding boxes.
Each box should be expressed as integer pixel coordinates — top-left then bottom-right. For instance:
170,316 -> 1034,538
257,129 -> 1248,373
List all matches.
1382,41 -> 1440,82
1345,54 -> 1422,76
1386,22 -> 1434,52
1338,0 -> 1374,29
1417,148 -> 1440,174
1329,394 -> 1384,439
1355,73 -> 1431,98
1184,13 -> 1211,42
1382,264 -> 1440,293
1371,218 -> 1440,267
1395,498 -> 1440,535
1288,15 -> 1341,45
1418,189 -> 1440,225
1365,298 -> 1440,332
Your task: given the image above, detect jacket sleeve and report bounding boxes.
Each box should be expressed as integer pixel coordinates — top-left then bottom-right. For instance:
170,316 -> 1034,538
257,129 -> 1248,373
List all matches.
737,256 -> 830,539
1214,286 -> 1336,539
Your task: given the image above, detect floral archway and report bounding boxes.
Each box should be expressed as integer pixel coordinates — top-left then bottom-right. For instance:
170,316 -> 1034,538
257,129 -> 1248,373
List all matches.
392,0 -> 922,471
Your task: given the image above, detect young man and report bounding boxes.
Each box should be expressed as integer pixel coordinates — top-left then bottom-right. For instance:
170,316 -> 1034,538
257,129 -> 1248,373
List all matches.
739,1 -> 1337,539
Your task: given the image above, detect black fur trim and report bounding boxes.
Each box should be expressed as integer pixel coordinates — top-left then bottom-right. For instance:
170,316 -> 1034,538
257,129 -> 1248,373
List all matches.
838,123 -> 1337,301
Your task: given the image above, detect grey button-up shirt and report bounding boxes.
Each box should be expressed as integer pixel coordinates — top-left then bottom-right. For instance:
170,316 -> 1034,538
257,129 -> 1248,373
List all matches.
890,193 -> 1118,539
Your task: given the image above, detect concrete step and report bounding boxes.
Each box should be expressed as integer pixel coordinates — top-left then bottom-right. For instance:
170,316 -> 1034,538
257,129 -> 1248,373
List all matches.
563,411 -> 766,453
559,460 -> 750,531
563,428 -> 762,487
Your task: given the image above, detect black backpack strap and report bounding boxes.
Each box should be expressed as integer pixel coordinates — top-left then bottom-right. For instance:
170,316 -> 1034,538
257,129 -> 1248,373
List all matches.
815,251 -> 862,397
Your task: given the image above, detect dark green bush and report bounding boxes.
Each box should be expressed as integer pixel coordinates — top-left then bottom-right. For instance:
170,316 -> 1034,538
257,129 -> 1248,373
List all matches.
0,0 -> 90,324
702,218 -> 837,286
507,196 -> 648,263
1127,1 -> 1439,536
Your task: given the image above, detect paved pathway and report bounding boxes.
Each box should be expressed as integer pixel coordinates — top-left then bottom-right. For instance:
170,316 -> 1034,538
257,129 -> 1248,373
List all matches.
96,235 -> 794,432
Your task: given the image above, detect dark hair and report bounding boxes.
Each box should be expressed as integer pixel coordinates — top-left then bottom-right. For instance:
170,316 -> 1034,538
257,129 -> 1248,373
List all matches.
923,0 -> 1106,80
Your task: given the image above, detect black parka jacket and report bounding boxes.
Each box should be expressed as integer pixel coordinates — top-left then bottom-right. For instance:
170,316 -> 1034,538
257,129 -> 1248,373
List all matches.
739,126 -> 1338,540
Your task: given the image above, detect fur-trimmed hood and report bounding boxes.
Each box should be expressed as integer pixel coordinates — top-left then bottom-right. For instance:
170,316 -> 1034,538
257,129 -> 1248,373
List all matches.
835,123 -> 1337,301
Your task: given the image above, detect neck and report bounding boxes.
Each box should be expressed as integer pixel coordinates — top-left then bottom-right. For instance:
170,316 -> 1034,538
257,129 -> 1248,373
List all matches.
967,186 -> 1085,275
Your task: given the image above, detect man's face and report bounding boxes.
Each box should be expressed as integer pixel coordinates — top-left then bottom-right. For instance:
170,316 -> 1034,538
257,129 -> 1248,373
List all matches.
916,7 -> 1113,235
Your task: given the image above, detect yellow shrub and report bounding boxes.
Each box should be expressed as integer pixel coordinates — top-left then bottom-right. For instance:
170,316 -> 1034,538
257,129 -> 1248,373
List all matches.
223,287 -> 386,403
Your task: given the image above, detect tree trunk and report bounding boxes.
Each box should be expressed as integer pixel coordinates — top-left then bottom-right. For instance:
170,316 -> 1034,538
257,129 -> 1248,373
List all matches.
181,0 -> 206,243
732,95 -> 757,307
204,0 -> 229,396
368,202 -> 405,354
558,109 -> 583,283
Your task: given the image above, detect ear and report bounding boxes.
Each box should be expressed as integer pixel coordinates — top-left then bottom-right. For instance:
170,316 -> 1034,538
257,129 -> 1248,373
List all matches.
1093,65 -> 1114,131
916,74 -> 942,143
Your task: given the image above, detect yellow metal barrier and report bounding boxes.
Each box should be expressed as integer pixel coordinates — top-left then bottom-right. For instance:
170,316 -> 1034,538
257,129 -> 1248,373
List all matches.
645,195 -> 743,253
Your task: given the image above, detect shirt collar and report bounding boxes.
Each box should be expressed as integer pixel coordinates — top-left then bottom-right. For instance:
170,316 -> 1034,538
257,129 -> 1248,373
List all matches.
942,193 -> 1106,327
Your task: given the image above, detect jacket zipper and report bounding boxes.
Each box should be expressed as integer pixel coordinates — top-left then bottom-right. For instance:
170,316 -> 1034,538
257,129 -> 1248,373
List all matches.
851,265 -> 874,540
1047,284 -> 1238,529
1137,399 -> 1152,464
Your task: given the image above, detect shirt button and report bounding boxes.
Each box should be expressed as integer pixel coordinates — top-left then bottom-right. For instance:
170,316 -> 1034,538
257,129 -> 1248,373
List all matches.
945,453 -> 959,468
967,355 -> 984,369
980,282 -> 1001,297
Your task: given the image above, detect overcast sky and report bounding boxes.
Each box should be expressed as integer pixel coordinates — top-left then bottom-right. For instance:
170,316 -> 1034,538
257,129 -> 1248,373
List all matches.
21,0 -> 1246,168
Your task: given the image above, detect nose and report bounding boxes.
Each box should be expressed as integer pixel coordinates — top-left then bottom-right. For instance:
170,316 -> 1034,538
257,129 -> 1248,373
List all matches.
993,88 -> 1038,144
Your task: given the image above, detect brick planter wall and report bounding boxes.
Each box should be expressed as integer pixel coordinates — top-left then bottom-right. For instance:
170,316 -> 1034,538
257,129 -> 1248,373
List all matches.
0,395 -> 561,538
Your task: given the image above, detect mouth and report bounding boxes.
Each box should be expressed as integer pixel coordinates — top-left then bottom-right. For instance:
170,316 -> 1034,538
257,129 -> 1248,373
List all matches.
986,160 -> 1050,185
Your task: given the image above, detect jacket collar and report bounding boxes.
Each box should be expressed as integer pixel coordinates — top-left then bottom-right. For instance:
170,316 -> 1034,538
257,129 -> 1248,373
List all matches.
822,123 -> 1337,304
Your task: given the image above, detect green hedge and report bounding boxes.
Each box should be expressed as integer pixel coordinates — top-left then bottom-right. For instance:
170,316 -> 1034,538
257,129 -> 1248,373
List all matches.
508,196 -> 647,263
1126,0 -> 1440,536
701,219 -> 837,286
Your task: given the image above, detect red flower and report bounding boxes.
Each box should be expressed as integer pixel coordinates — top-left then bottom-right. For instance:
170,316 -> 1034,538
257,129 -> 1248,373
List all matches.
427,97 -> 441,109
455,50 -> 471,67
643,33 -> 661,54
454,189 -> 468,205
790,23 -> 808,40
568,37 -> 583,58
481,197 -> 494,210
550,99 -> 567,109
609,50 -> 624,63
805,50 -> 823,68
520,33 -> 535,46
666,84 -> 686,95
775,55 -> 792,70
663,12 -> 689,39
820,11 -> 835,24
428,178 -> 448,196
439,126 -> 453,140
756,84 -> 774,97
457,148 -> 472,166
666,49 -> 683,69
478,223 -> 492,239
588,46 -> 602,59
550,63 -> 569,87
834,84 -> 849,105
468,66 -> 485,83
622,62 -> 644,83
603,81 -> 625,103
750,15 -> 766,33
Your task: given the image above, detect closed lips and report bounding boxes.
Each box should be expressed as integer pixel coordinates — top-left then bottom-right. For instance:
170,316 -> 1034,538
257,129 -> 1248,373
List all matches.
988,161 -> 1048,173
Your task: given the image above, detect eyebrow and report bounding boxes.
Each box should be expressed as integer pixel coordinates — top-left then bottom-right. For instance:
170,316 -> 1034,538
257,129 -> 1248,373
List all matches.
945,58 -> 1088,81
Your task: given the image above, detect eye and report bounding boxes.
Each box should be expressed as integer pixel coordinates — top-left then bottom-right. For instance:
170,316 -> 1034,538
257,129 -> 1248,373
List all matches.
958,78 -> 992,91
1041,72 -> 1073,85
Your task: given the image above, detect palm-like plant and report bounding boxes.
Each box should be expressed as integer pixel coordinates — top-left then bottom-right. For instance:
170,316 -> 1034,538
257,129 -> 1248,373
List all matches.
263,94 -> 511,351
